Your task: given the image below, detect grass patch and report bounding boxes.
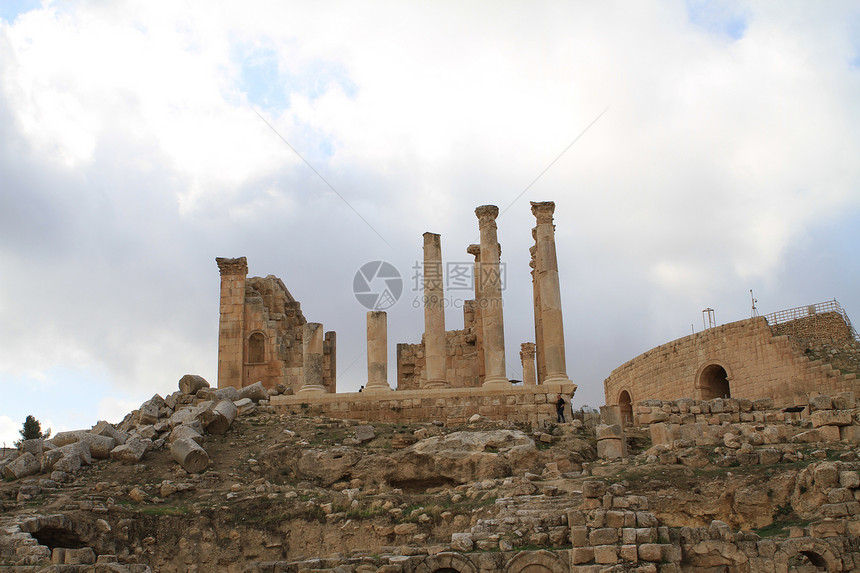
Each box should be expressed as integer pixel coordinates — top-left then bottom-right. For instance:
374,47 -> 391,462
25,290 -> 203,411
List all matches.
139,506 -> 191,516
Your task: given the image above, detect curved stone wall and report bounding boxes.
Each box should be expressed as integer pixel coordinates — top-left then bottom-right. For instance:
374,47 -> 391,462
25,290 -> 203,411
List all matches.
604,316 -> 859,413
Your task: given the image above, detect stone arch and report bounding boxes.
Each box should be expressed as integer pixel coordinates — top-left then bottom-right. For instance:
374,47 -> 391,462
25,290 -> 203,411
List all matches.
413,552 -> 479,573
247,331 -> 266,364
774,538 -> 842,572
618,389 -> 634,427
696,360 -> 733,400
504,549 -> 568,573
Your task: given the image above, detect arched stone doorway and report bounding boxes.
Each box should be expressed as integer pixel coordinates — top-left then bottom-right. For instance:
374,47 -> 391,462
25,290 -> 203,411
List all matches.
414,552 -> 479,573
504,550 -> 568,573
618,390 -> 633,427
775,538 -> 840,572
697,362 -> 731,400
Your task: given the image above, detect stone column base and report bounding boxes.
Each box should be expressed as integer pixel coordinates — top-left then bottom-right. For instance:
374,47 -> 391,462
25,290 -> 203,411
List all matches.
297,385 -> 327,394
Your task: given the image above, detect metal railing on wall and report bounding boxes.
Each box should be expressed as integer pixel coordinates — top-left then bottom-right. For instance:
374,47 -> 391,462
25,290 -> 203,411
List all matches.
764,299 -> 859,342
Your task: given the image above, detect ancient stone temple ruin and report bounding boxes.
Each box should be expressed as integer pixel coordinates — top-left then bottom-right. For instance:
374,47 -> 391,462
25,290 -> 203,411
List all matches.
217,202 -> 577,425
215,257 -> 336,394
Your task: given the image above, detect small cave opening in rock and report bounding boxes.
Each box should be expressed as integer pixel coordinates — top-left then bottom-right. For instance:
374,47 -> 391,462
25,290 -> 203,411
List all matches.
32,527 -> 88,550
390,477 -> 457,493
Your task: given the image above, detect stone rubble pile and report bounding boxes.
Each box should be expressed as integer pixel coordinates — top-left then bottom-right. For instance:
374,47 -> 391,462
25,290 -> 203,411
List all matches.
0,375 -> 277,482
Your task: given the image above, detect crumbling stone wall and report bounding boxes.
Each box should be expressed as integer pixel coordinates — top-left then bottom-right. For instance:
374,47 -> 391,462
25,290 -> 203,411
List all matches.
604,314 -> 860,411
771,310 -> 854,341
397,304 -> 482,390
216,258 -> 336,393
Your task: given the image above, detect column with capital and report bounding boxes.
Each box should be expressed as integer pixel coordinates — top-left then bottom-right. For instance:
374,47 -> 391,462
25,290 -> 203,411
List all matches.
365,311 -> 391,392
475,205 -> 510,386
216,256 -> 248,390
531,201 -> 572,384
423,232 -> 448,388
467,244 -> 485,384
520,343 -> 537,386
298,322 -> 327,394
529,242 -> 547,383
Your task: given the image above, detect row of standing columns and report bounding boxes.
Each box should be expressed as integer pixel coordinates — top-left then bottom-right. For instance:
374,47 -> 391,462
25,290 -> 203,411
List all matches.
297,201 -> 572,393
411,202 -> 571,389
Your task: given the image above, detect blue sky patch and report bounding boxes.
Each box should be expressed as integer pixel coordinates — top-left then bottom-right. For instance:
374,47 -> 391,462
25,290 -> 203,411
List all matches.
0,0 -> 39,24
235,42 -> 357,113
686,0 -> 747,40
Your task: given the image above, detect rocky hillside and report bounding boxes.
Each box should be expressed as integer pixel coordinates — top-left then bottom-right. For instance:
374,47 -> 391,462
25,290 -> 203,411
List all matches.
3,376 -> 860,571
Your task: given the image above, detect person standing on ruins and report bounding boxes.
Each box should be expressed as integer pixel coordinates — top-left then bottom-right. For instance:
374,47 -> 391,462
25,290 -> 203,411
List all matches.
555,393 -> 566,423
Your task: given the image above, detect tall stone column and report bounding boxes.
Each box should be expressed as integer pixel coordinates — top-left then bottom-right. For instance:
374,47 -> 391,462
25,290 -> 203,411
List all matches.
423,232 -> 448,388
530,243 -> 546,383
467,244 -> 485,384
216,257 -> 248,390
475,205 -> 510,386
531,201 -> 572,384
520,343 -> 537,386
298,322 -> 326,394
366,311 -> 391,392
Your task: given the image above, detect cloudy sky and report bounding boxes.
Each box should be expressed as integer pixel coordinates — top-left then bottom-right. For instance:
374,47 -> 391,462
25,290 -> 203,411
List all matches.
1,1 -> 859,445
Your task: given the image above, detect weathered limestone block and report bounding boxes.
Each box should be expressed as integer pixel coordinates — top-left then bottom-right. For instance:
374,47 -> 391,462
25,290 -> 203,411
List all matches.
818,425 -> 841,441
758,449 -> 781,465
752,398 -> 774,411
51,453 -> 81,473
571,546 -> 594,564
638,543 -> 668,562
19,438 -> 45,457
582,480 -> 606,498
814,461 -> 840,489
64,547 -> 96,564
840,470 -> 860,489
110,438 -> 149,464
812,410 -> 853,427
238,381 -> 268,402
451,533 -> 474,552
354,425 -> 376,443
593,544 -> 618,564
790,429 -> 822,443
168,407 -> 195,428
197,386 -> 240,402
169,425 -> 204,445
650,422 -> 675,446
597,438 -> 625,460
835,392 -> 856,409
74,432 -> 116,459
233,397 -> 257,415
91,421 -> 128,445
139,402 -> 159,425
170,437 -> 210,473
52,431 -> 85,447
840,425 -> 860,442
590,527 -> 619,545
808,394 -> 833,411
178,374 -> 210,395
3,452 -> 41,479
202,399 -> 238,435
596,423 -> 622,439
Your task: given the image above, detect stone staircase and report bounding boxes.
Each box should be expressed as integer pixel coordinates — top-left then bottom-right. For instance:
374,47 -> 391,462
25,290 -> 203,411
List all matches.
468,490 -> 582,549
